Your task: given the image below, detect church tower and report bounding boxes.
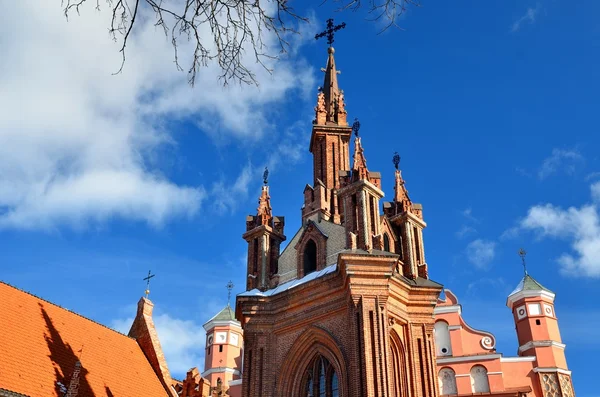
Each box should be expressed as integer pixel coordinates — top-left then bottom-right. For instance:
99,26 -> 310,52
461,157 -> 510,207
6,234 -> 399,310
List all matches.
507,254 -> 574,397
242,168 -> 286,291
202,304 -> 243,394
302,46 -> 353,224
236,25 -> 443,397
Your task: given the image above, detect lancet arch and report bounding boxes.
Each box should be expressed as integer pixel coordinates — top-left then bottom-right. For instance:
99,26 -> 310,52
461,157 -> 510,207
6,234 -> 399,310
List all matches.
276,326 -> 347,397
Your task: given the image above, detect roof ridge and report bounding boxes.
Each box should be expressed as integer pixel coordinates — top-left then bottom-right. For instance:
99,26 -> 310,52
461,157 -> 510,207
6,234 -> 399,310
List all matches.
0,280 -> 136,340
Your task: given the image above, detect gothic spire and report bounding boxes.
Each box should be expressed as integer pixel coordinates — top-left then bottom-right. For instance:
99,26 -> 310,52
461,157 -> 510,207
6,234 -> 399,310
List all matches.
257,168 -> 273,226
351,119 -> 369,181
314,29 -> 348,126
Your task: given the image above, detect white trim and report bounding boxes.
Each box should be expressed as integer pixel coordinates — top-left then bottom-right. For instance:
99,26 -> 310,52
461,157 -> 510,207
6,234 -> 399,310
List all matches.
201,367 -> 242,377
518,341 -> 566,353
203,320 -> 243,332
434,305 -> 462,315
455,374 -> 471,378
487,372 -> 503,375
228,379 -> 243,386
500,356 -> 536,363
436,354 -> 500,364
507,290 -> 555,309
448,325 -> 462,331
533,367 -> 571,375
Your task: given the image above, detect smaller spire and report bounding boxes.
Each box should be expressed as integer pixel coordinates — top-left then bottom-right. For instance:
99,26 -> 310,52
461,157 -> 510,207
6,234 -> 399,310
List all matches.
393,152 -> 412,212
257,170 -> 273,226
351,119 -> 369,181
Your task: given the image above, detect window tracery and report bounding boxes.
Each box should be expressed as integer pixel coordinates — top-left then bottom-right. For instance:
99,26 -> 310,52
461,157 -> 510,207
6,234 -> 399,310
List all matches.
302,355 -> 339,397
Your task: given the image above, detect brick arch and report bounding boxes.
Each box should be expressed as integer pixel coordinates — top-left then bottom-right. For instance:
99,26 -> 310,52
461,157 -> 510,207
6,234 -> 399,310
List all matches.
276,326 -> 347,397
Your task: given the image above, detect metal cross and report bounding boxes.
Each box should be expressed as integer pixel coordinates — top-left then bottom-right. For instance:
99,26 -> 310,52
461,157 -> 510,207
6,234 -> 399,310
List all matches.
143,270 -> 155,298
226,280 -> 234,307
518,248 -> 528,276
315,18 -> 347,46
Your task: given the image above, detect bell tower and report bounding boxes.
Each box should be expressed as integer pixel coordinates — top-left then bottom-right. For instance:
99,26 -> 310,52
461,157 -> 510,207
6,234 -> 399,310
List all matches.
302,41 -> 353,224
506,250 -> 574,397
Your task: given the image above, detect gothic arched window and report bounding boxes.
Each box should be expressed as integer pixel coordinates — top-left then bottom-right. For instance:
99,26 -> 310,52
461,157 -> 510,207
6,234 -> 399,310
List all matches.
434,321 -> 452,356
383,233 -> 391,252
470,365 -> 490,393
390,330 -> 408,397
303,239 -> 317,276
302,355 -> 338,397
438,367 -> 458,396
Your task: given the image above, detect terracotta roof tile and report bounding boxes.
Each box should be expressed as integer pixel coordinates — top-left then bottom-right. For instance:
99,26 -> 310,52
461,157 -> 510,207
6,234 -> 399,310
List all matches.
0,281 -> 169,397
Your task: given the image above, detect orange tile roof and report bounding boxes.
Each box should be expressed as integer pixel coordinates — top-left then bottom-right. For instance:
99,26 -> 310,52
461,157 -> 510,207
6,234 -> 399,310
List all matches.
0,281 -> 170,397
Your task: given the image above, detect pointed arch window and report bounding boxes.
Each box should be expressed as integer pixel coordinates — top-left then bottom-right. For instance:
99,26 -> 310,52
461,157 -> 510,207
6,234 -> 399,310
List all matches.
303,239 -> 317,276
302,355 -> 339,397
470,365 -> 490,393
438,368 -> 458,396
383,233 -> 390,252
390,331 -> 409,397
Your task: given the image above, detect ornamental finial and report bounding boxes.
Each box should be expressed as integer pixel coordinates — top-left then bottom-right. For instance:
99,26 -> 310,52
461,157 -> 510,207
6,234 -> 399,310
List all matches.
352,118 -> 361,137
263,167 -> 269,185
393,152 -> 400,170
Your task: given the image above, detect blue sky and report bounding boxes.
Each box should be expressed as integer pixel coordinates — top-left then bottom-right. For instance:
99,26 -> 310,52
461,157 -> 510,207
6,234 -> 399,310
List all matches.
1,0 -> 598,394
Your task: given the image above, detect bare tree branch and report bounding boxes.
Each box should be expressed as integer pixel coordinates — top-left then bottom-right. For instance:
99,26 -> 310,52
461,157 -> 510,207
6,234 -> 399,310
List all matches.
62,0 -> 418,86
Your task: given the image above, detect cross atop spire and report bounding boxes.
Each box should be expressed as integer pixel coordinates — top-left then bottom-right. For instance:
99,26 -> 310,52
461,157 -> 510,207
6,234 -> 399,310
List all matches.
226,280 -> 234,307
315,18 -> 346,47
518,248 -> 528,276
143,270 -> 155,298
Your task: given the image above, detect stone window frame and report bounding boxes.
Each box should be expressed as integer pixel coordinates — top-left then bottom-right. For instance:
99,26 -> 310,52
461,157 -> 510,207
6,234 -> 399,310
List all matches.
470,364 -> 490,393
438,367 -> 458,396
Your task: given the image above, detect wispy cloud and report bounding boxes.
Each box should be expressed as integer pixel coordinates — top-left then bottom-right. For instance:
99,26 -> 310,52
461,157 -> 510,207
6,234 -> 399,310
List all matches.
512,182 -> 600,278
466,239 -> 496,269
456,225 -> 477,239
0,1 -> 314,231
538,148 -> 584,180
456,208 -> 479,239
511,4 -> 542,33
585,171 -> 600,181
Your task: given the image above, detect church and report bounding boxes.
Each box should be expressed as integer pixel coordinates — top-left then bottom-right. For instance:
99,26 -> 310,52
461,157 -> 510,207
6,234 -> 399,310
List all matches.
0,30 -> 575,397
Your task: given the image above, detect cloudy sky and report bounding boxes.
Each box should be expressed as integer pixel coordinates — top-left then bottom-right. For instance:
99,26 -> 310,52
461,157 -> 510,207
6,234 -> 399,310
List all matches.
1,0 -> 598,394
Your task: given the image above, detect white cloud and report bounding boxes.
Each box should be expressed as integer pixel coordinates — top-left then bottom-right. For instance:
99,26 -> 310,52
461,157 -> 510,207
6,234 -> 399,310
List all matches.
0,1 -> 314,230
112,313 -> 206,378
511,4 -> 541,33
537,148 -> 583,180
456,225 -> 477,239
466,239 -> 496,269
517,182 -> 600,278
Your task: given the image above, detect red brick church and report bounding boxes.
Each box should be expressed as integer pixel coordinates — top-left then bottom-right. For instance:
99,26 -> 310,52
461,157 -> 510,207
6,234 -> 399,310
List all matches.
0,41 -> 575,397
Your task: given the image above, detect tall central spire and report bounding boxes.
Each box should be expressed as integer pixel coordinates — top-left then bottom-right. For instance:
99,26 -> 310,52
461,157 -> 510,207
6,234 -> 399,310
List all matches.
323,47 -> 341,123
